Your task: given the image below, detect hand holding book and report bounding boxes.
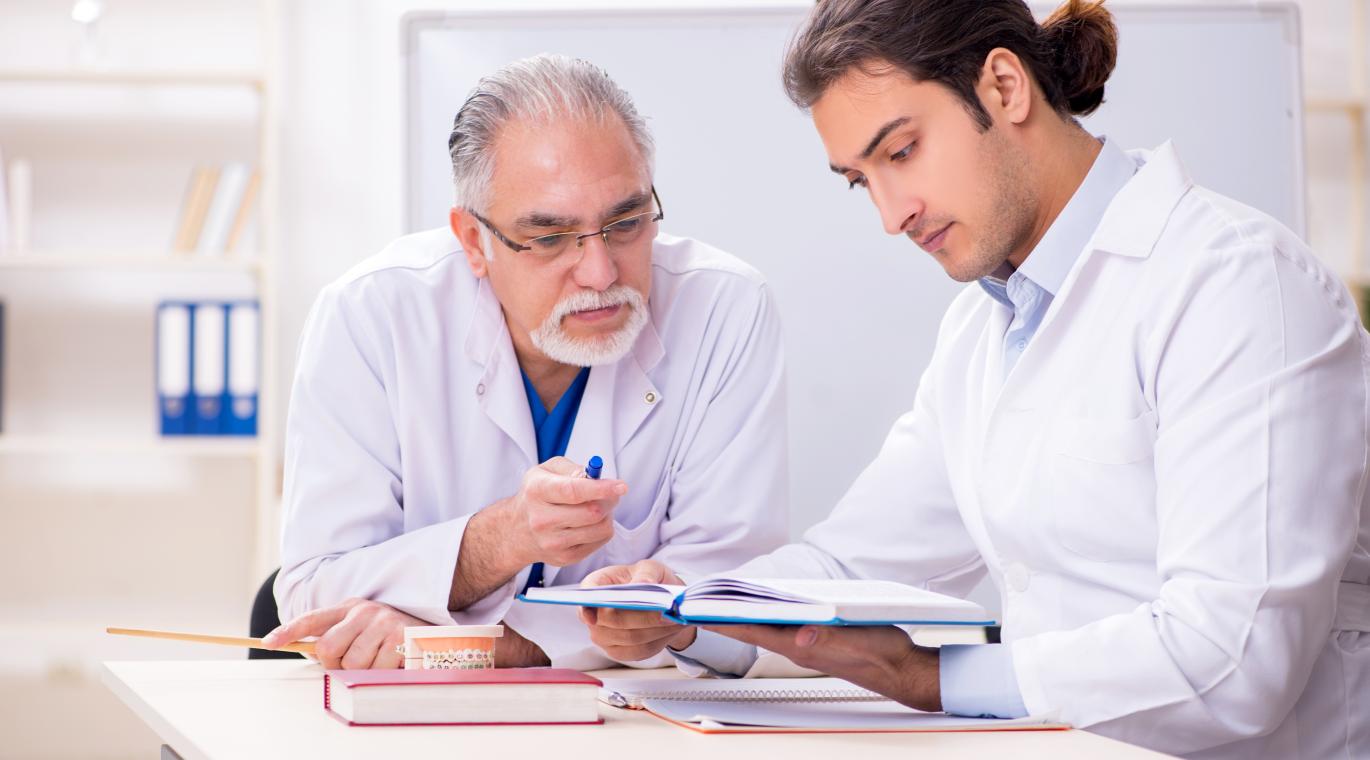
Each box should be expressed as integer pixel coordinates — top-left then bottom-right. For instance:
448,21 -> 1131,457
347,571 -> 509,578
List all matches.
576,559 -> 698,662
701,622 -> 945,714
542,559 -> 993,668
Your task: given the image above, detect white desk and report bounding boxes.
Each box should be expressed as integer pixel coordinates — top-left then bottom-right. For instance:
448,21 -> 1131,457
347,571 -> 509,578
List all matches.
102,660 -> 1173,759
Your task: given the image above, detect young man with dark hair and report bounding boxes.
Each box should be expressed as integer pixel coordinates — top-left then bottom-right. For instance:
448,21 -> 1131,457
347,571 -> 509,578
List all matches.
581,2 -> 1370,757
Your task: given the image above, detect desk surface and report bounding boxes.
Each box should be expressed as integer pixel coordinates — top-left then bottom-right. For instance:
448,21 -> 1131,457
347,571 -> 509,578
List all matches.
102,660 -> 1172,759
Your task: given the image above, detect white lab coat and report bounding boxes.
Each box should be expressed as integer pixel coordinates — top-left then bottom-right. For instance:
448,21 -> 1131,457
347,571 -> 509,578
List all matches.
276,230 -> 789,669
742,144 -> 1370,759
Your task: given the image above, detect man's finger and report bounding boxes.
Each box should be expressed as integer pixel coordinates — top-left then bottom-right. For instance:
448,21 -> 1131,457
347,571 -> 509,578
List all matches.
581,564 -> 633,588
593,623 -> 682,647
341,615 -> 396,670
547,500 -> 614,529
702,624 -> 803,653
263,604 -> 351,647
595,607 -> 678,630
540,473 -> 628,505
314,605 -> 374,669
628,560 -> 671,584
555,521 -> 615,551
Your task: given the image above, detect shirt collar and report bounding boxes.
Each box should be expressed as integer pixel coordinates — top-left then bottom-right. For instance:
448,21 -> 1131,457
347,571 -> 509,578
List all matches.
979,135 -> 1136,301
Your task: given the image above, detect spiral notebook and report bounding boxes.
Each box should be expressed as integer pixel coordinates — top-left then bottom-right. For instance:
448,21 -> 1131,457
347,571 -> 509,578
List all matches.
598,677 -> 1065,734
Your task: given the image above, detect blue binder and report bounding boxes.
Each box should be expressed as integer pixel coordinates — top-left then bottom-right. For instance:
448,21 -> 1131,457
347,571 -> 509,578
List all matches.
191,302 -> 228,435
224,301 -> 259,436
156,302 -> 193,436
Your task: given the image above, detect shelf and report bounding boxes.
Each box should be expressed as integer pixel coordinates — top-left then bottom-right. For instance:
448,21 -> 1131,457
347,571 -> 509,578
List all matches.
0,252 -> 263,273
0,435 -> 262,457
1307,97 -> 1367,114
0,69 -> 265,89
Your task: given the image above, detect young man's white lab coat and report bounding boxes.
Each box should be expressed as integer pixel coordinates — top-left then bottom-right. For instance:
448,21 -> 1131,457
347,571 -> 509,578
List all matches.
707,144 -> 1370,759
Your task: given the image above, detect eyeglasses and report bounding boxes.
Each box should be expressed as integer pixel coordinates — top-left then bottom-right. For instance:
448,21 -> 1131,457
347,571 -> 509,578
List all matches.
469,187 -> 664,265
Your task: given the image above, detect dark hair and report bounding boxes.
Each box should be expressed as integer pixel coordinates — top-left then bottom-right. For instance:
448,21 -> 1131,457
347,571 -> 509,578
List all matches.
782,0 -> 1118,130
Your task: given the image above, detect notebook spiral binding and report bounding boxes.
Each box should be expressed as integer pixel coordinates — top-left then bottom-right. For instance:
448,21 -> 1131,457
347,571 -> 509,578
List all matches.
607,686 -> 889,708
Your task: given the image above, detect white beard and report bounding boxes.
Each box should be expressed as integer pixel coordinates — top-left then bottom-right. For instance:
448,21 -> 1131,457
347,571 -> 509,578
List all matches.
529,285 -> 649,367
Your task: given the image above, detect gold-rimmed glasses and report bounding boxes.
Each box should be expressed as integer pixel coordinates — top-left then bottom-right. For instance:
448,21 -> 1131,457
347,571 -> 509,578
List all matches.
469,187 -> 664,266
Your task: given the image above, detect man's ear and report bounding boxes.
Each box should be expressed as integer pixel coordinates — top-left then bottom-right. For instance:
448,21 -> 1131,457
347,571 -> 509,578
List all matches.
451,207 -> 490,278
978,47 -> 1034,127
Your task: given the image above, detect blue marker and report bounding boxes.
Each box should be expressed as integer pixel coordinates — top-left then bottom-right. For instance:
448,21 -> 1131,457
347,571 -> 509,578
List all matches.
585,455 -> 603,479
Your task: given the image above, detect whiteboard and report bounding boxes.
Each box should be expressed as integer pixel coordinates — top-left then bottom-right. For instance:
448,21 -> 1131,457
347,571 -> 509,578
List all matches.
402,3 -> 1305,538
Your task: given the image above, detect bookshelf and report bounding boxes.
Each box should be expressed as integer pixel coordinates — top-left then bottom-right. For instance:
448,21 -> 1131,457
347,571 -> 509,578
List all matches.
1307,1 -> 1369,319
0,0 -> 282,721
0,251 -> 264,273
0,434 -> 262,457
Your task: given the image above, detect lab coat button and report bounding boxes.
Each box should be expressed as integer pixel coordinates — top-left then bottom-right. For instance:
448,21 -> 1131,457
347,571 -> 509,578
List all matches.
645,391 -> 657,404
1005,564 -> 1031,593
476,383 -> 486,396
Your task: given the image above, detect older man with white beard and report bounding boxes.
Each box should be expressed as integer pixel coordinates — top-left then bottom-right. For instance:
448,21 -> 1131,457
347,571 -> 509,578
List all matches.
262,54 -> 789,670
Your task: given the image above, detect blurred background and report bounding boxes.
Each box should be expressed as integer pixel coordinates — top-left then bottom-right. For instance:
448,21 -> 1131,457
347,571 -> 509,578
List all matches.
0,1 -> 1365,757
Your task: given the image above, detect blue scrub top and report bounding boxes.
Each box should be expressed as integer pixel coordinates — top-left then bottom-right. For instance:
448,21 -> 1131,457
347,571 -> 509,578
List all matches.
519,366 -> 591,592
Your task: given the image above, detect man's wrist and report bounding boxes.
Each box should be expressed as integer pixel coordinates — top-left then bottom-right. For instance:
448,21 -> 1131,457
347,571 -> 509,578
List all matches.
889,643 -> 941,712
666,626 -> 698,652
495,623 -> 551,667
475,498 -> 537,574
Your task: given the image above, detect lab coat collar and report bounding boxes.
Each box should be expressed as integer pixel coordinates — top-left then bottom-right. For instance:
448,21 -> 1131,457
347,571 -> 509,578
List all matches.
986,143 -> 1191,416
1088,141 -> 1193,260
460,276 -> 663,586
463,276 -> 665,588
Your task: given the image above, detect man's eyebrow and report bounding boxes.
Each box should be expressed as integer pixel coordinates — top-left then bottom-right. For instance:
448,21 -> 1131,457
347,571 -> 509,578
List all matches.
515,211 -> 579,229
860,117 -> 911,160
603,191 -> 652,221
514,191 -> 652,231
827,116 -> 912,176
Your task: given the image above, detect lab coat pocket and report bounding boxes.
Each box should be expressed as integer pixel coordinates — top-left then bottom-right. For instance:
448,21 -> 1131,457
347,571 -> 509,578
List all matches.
1049,410 -> 1159,562
603,468 -> 672,565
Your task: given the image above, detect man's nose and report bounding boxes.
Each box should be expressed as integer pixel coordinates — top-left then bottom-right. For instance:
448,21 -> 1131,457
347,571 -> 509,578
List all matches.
870,179 -> 922,236
571,234 -> 617,291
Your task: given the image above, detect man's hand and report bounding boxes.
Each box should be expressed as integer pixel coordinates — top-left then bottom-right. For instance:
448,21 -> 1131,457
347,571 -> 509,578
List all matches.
494,624 -> 551,668
261,598 -> 426,669
703,624 -> 942,712
450,457 -> 628,610
578,559 -> 697,662
506,457 -> 628,567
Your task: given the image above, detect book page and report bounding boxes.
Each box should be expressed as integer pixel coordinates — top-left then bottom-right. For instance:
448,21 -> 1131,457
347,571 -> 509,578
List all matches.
519,582 -> 684,611
678,578 -> 992,625
644,698 -> 1055,731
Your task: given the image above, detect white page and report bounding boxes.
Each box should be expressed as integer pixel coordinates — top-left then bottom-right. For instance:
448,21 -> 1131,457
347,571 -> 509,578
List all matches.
677,578 -> 991,624
644,698 -> 1055,730
520,583 -> 683,609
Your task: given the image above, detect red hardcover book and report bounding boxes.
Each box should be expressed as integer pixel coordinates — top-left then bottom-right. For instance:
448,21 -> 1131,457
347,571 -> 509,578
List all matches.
323,668 -> 604,726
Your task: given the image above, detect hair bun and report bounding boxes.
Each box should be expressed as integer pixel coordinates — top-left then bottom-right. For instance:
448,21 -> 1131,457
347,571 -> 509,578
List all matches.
1040,0 -> 1118,116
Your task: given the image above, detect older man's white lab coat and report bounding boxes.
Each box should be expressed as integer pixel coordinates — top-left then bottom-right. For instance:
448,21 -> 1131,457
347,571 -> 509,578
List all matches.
276,230 -> 789,669
743,144 -> 1370,759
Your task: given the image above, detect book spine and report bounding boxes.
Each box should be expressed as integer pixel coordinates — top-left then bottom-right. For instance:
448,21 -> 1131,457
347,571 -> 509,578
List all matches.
224,169 -> 260,254
173,167 -> 219,254
198,163 -> 250,256
8,158 -> 32,253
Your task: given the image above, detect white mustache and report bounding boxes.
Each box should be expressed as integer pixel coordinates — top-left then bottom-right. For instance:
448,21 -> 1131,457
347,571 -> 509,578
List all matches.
548,286 -> 642,324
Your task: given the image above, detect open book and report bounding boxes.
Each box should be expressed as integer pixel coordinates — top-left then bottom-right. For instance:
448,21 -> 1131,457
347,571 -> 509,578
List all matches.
518,577 -> 993,626
598,677 -> 1063,734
